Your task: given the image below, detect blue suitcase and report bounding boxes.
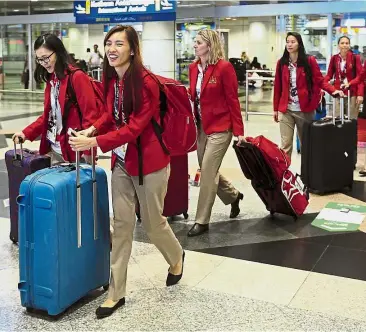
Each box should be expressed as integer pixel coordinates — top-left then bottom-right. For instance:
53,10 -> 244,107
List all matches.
17,152 -> 110,316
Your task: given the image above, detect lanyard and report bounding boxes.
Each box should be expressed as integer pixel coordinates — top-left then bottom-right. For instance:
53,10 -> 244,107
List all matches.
196,64 -> 208,104
50,79 -> 61,121
113,78 -> 127,128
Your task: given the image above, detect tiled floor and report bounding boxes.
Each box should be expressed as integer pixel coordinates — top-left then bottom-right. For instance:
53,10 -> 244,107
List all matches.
2,88 -> 366,330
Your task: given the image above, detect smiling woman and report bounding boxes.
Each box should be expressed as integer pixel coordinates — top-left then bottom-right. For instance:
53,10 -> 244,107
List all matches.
12,33 -> 104,164
68,25 -> 185,319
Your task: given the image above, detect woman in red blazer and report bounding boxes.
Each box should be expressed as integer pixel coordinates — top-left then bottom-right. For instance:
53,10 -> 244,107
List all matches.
12,33 -> 100,163
324,36 -> 363,119
273,32 -> 343,159
69,25 -> 184,318
187,29 -> 245,237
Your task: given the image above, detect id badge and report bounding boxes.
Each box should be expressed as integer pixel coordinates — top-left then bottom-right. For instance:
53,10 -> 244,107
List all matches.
113,144 -> 127,162
46,126 -> 57,144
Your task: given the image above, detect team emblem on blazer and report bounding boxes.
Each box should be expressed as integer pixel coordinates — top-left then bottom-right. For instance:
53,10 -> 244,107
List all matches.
209,76 -> 217,84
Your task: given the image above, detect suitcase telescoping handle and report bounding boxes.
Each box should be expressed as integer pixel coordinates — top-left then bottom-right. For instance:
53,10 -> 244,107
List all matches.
332,90 -> 351,125
75,148 -> 98,248
13,136 -> 24,161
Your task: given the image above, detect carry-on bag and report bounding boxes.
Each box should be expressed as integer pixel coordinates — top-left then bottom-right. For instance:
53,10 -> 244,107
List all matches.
233,136 -> 308,219
136,154 -> 189,221
17,150 -> 110,316
301,92 -> 357,194
5,139 -> 51,243
297,96 -> 327,153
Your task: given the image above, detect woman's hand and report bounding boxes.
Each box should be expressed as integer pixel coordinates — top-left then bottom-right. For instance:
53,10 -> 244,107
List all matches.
332,90 -> 345,97
236,135 -> 247,145
357,96 -> 364,107
12,132 -> 26,144
69,136 -> 97,152
78,126 -> 96,137
273,111 -> 279,123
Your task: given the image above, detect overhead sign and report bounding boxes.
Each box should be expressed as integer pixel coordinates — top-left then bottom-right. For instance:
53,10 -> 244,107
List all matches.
74,0 -> 176,24
312,202 -> 366,232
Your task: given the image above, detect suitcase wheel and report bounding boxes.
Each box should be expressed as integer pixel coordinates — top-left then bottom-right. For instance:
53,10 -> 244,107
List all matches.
26,307 -> 35,313
270,210 -> 275,219
183,212 -> 189,220
103,284 -> 109,291
9,235 -> 18,245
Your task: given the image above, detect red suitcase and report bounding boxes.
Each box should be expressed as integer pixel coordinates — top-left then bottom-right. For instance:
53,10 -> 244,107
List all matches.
233,137 -> 308,220
136,154 -> 189,221
5,141 -> 51,243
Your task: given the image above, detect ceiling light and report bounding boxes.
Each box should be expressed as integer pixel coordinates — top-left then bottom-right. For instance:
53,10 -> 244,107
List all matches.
49,8 -> 55,10
31,0 -> 38,2
13,9 -> 19,12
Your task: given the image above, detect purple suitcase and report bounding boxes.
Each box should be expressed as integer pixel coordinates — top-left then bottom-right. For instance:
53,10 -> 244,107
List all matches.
5,141 -> 51,243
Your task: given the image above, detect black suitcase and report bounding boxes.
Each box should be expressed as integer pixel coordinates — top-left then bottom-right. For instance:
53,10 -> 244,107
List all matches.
301,95 -> 357,194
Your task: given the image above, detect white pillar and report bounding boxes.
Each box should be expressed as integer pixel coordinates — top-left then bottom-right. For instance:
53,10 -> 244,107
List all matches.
326,13 -> 333,71
142,21 -> 175,79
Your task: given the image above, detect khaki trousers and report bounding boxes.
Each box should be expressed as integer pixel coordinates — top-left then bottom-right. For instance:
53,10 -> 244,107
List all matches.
334,96 -> 359,119
108,162 -> 183,301
279,110 -> 315,158
195,124 -> 239,225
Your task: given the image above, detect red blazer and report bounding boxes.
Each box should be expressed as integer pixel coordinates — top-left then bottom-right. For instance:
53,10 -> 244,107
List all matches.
350,60 -> 366,88
94,71 -> 170,176
273,55 -> 336,113
189,59 -> 244,137
324,51 -> 363,97
22,66 -> 101,162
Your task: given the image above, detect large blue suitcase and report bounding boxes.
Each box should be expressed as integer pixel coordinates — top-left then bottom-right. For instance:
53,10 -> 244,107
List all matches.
17,152 -> 110,316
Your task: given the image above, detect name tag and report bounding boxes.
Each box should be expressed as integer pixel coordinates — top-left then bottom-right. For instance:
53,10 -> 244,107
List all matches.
46,125 -> 57,144
113,144 -> 127,162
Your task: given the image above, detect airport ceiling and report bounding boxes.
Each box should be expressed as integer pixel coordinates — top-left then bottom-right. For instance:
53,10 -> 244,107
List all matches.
0,0 -> 343,16
0,1 -> 240,15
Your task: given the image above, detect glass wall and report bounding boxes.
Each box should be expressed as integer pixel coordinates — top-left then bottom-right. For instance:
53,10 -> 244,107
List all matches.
0,24 -> 28,90
284,14 -> 329,71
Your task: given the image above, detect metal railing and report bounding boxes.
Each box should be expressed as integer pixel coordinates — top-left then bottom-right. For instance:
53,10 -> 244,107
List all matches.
90,68 -> 103,81
245,69 -> 275,121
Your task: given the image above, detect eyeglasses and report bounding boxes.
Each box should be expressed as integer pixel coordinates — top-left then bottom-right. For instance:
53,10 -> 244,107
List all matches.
35,52 -> 55,65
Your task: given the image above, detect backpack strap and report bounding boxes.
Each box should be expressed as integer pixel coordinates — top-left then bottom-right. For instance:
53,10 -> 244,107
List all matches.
136,70 -> 170,186
136,136 -> 143,185
143,71 -> 170,155
62,69 -> 83,131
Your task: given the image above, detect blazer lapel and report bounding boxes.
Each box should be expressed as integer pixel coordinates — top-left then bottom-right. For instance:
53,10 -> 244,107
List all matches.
58,75 -> 68,116
200,65 -> 215,95
190,64 -> 198,101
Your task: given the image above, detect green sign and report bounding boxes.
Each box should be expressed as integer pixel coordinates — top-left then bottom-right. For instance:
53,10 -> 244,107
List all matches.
312,202 -> 366,232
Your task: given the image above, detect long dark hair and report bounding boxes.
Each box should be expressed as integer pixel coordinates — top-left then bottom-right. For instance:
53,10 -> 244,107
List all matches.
33,33 -> 73,83
103,25 -> 144,118
280,32 -> 313,95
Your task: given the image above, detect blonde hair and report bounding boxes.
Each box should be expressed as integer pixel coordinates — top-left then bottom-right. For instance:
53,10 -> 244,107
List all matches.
196,29 -> 225,65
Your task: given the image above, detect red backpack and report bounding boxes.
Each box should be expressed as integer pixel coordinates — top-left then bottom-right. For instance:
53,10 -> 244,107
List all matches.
245,135 -> 290,182
63,69 -> 106,129
147,73 -> 198,156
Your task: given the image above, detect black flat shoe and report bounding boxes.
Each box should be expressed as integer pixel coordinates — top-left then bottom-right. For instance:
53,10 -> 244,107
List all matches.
95,298 -> 125,319
230,192 -> 244,218
187,223 -> 209,237
166,251 -> 185,286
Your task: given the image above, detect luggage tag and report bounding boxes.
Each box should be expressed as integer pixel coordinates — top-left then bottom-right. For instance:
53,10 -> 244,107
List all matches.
113,144 -> 128,162
46,125 -> 57,144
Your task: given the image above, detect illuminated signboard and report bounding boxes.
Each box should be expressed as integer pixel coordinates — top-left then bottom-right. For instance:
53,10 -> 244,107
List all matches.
74,0 -> 176,24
